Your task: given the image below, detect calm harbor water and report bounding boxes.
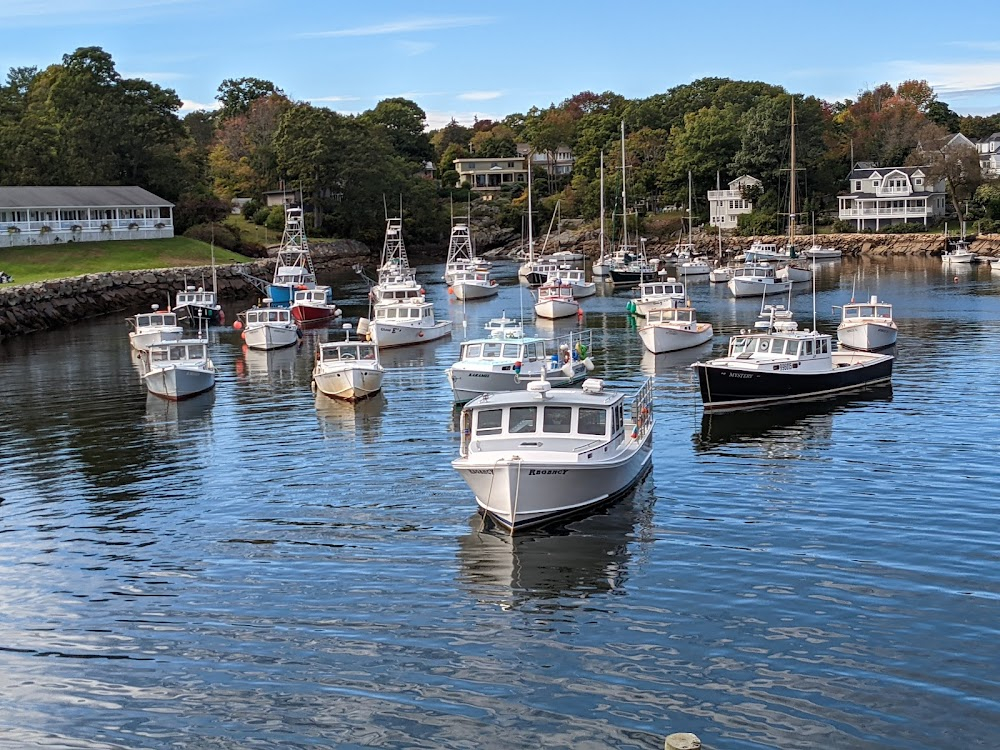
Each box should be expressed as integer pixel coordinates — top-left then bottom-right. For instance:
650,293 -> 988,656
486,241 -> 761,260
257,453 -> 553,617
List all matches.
1,256 -> 999,749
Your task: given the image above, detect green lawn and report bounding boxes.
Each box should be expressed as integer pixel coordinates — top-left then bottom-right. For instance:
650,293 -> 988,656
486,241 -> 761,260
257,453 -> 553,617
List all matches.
0,236 -> 252,286
226,215 -> 279,247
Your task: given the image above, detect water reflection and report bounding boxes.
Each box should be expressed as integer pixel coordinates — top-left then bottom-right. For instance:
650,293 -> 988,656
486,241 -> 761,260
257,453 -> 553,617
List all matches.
695,384 -> 894,450
238,344 -> 303,384
314,390 -> 386,444
639,343 -> 713,376
144,390 -> 215,436
456,479 -> 655,609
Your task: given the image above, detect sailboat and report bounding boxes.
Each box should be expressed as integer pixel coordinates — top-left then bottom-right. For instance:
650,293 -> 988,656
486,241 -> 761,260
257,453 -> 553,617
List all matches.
677,171 -> 710,277
531,168 -> 581,319
592,152 -> 611,277
608,121 -> 656,286
775,103 -> 813,284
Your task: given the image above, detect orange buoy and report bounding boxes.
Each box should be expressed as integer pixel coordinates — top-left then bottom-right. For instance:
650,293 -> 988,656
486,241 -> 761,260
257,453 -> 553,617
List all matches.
233,320 -> 243,330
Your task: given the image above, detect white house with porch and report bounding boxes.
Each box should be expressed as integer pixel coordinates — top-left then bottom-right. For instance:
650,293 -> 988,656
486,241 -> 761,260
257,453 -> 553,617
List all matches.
708,175 -> 761,229
0,186 -> 173,247
453,156 -> 529,195
837,163 -> 947,231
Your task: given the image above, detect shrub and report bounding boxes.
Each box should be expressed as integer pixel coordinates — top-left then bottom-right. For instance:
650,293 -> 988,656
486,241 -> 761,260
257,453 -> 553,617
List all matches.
182,222 -> 240,251
241,199 -> 262,220
173,191 -> 229,234
252,206 -> 272,225
880,222 -> 927,234
831,219 -> 855,233
265,207 -> 285,233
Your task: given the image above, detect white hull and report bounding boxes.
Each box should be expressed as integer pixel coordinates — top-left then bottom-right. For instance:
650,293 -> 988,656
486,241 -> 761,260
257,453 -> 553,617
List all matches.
129,329 -> 182,351
447,361 -> 591,404
592,261 -> 610,276
313,366 -> 384,401
991,258 -> 1000,270
639,322 -> 713,354
633,297 -> 681,317
678,262 -> 711,277
568,282 -> 596,298
372,320 -> 452,348
455,438 -> 652,531
837,322 -> 897,351
143,366 -> 215,401
943,253 -> 976,264
804,246 -> 842,259
708,268 -> 732,283
453,281 -> 499,300
535,298 -> 579,319
727,277 -> 792,298
776,264 -> 812,283
243,324 -> 300,350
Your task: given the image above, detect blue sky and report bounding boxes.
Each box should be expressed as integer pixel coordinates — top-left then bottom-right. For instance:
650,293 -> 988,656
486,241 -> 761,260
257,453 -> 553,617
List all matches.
3,0 -> 1000,127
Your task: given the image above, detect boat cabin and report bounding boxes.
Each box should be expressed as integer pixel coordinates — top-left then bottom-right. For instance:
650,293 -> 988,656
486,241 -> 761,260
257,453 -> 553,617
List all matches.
548,269 -> 587,284
538,283 -> 575,301
374,303 -> 433,322
147,340 -> 209,364
318,341 -> 379,363
842,297 -> 893,321
244,307 -> 292,325
273,266 -> 313,286
459,337 -> 547,364
459,380 -> 627,456
378,286 -> 423,302
175,289 -> 216,308
294,288 -> 331,305
647,307 -> 698,326
638,280 -> 685,299
453,270 -> 494,286
135,312 -> 178,328
732,264 -> 777,280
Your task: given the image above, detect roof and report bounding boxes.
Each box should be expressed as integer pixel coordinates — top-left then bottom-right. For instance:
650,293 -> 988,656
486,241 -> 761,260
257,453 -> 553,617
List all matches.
465,383 -> 623,409
0,185 -> 172,209
847,165 -> 927,179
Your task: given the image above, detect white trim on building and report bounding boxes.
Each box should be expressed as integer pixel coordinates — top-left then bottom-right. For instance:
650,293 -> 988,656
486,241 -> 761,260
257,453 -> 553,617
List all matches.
707,175 -> 761,229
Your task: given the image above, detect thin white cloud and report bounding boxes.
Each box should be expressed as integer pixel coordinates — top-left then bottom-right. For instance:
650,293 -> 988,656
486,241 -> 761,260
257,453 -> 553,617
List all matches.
889,60 -> 1000,94
458,91 -> 502,102
179,99 -> 219,113
398,41 -> 434,56
309,95 -> 362,103
302,16 -> 493,39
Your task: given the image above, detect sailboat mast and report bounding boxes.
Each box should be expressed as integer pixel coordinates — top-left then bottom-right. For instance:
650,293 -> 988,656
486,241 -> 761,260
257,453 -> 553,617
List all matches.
687,170 -> 693,246
599,151 -> 605,258
789,98 -> 797,249
527,152 -> 534,261
620,120 -> 628,250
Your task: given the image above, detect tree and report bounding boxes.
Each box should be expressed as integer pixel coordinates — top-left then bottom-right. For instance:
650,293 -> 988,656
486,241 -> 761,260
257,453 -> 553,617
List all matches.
430,118 -> 472,158
216,77 -> 284,120
210,93 -> 293,198
662,106 -> 741,202
361,97 -> 433,164
912,123 -> 986,224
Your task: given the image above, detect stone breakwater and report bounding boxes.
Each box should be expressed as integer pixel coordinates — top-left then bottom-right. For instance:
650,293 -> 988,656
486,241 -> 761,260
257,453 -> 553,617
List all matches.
0,240 -> 369,341
487,231 -> 1000,259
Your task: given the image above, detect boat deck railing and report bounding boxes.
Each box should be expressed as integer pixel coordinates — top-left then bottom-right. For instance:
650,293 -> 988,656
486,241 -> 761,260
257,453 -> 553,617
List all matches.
628,377 -> 654,441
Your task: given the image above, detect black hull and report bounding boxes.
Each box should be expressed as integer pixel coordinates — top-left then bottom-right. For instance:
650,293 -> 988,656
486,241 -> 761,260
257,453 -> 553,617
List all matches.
694,358 -> 894,411
175,305 -> 220,324
608,268 -> 654,287
525,271 -> 547,286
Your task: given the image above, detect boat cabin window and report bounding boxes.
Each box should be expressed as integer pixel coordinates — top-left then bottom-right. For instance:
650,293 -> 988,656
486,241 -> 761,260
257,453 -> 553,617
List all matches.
170,346 -> 185,361
464,343 -> 482,358
509,406 -> 537,434
502,343 -> 519,358
819,339 -> 829,354
804,340 -> 813,355
543,406 -> 572,434
482,342 -> 502,358
578,407 -> 607,436
476,409 -> 503,436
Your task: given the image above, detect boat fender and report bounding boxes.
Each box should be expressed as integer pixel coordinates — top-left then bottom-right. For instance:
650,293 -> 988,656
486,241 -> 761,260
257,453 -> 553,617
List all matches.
562,350 -> 571,364
583,357 -> 595,372
513,360 -> 522,374
561,362 -> 575,378
418,330 -> 425,338
575,342 -> 588,359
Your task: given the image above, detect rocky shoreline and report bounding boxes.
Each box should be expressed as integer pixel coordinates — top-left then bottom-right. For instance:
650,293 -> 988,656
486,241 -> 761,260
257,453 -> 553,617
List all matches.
0,240 -> 368,341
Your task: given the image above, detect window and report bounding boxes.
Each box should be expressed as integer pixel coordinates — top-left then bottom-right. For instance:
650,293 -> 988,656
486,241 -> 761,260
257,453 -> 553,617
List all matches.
805,340 -> 813,355
465,344 -> 482,358
543,406 -> 572,433
509,407 -> 537,434
578,408 -> 607,436
855,181 -> 862,191
476,409 -> 503,435
502,343 -> 519,358
483,342 -> 501,358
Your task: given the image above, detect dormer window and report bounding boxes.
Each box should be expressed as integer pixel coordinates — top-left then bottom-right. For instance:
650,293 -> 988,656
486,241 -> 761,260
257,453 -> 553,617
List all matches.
915,177 -> 923,187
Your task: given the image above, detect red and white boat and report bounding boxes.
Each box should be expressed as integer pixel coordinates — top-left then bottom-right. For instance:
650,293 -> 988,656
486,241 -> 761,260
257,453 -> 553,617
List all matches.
291,286 -> 341,325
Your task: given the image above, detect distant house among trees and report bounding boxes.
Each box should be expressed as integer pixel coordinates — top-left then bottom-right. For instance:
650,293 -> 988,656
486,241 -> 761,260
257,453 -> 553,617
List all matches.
975,133 -> 1000,177
262,188 -> 302,208
708,175 -> 761,229
837,163 -> 947,231
453,145 -> 575,195
0,186 -> 174,247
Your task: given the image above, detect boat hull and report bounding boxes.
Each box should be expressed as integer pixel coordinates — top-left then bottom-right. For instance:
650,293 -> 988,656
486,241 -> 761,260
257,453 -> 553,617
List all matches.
313,366 -> 384,401
371,320 -> 453,348
452,282 -> 499,301
568,283 -> 596,298
837,322 -> 898,351
243,324 -> 300,350
608,268 -> 652,286
534,299 -> 579,319
693,353 -> 894,411
708,268 -> 732,283
453,436 -> 653,532
639,323 -> 713,354
727,278 -> 793,298
776,265 -> 812,283
174,304 -> 220,324
143,366 -> 215,401
291,303 -> 340,323
447,361 -> 591,404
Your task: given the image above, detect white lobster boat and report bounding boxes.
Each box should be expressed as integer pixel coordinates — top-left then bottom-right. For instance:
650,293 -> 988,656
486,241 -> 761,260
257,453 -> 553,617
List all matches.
836,295 -> 897,351
626,279 -> 686,317
128,306 -> 183,351
727,263 -> 792,298
453,377 -> 654,532
313,326 -> 384,401
534,280 -> 580,319
550,268 -> 596,298
451,269 -> 499,301
370,295 -> 452,348
140,339 -> 216,401
942,239 -> 976,264
446,322 -> 595,404
239,302 -> 300,350
638,306 -> 714,354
